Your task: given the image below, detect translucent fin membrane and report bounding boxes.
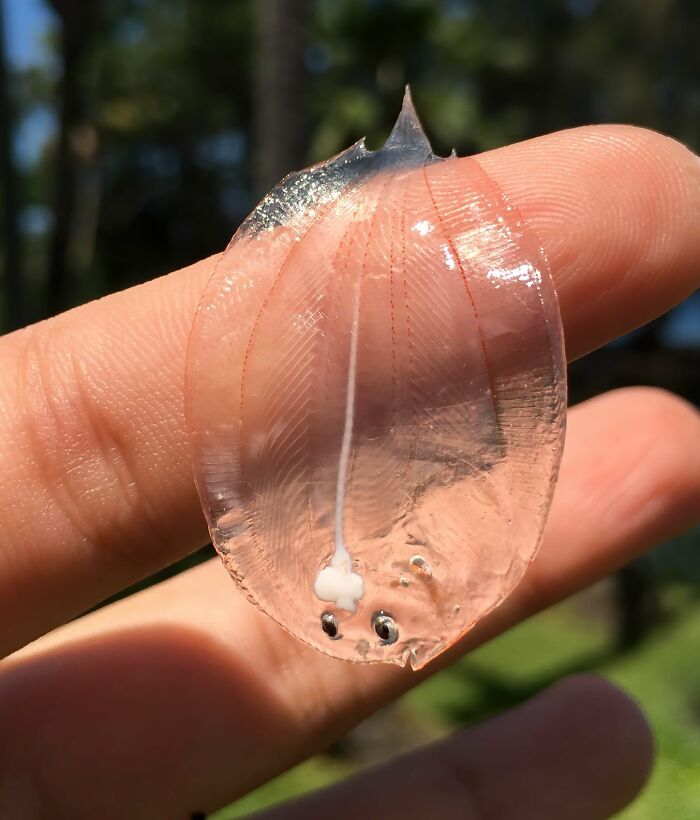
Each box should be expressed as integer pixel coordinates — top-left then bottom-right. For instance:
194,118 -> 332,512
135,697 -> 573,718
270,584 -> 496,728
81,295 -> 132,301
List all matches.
383,87 -> 434,155
185,89 -> 566,669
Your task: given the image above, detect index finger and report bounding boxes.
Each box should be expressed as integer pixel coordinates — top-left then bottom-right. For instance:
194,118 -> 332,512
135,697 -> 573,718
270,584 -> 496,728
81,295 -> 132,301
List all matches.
0,124 -> 698,655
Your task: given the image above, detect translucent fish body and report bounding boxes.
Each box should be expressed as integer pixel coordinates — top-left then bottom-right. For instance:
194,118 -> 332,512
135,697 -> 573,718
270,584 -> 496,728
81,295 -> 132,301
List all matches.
185,91 -> 566,669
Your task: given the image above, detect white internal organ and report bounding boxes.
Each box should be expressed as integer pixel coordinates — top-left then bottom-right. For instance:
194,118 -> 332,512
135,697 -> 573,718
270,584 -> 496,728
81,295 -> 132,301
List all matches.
314,557 -> 365,613
313,270 -> 365,612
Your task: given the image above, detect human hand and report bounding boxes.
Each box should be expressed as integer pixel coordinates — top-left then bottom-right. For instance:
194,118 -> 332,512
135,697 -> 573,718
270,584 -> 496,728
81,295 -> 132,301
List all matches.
0,124 -> 698,819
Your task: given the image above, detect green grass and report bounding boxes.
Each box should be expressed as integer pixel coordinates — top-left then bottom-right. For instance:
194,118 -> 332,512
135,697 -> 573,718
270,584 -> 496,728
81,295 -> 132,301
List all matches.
215,585 -> 700,818
610,595 -> 700,819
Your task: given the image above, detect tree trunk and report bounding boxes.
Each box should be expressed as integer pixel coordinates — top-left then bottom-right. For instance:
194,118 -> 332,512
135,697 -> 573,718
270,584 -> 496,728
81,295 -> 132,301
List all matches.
613,561 -> 661,650
47,0 -> 95,317
253,0 -> 309,198
0,2 -> 22,331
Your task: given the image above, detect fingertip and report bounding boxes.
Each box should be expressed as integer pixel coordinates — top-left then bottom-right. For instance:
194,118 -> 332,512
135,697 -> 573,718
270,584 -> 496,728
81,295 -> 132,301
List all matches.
536,387 -> 700,608
602,387 -> 700,538
546,674 -> 655,805
477,124 -> 700,359
457,673 -> 655,820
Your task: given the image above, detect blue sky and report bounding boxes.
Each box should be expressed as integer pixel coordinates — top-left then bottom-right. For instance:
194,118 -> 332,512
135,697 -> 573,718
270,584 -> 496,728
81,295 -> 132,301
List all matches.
3,0 -> 55,70
3,0 -> 57,168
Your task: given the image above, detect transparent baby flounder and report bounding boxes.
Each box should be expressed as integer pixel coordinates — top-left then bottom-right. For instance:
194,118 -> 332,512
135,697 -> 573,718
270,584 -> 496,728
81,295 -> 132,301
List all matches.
185,88 -> 566,669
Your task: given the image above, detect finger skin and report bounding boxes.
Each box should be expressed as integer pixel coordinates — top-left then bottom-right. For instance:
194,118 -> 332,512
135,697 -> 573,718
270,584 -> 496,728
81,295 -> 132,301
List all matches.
0,126 -> 698,656
259,677 -> 654,820
479,125 -> 700,360
0,388 -> 696,818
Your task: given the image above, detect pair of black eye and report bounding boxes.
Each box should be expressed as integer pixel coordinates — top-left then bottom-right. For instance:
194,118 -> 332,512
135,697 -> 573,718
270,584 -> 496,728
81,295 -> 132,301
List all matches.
320,611 -> 399,644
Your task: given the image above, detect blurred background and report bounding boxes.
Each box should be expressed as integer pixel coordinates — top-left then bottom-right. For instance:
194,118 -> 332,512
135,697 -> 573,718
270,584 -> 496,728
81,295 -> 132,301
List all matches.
0,0 -> 698,817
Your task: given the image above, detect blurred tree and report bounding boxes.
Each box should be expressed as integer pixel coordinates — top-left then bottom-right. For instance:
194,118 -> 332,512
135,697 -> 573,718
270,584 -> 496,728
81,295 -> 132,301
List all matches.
253,0 -> 310,197
614,561 -> 661,650
0,0 -> 22,329
89,0 -> 253,295
46,0 -> 97,316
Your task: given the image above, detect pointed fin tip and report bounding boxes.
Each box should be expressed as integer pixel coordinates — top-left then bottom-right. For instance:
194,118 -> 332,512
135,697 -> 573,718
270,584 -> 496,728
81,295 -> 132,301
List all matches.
383,85 -> 434,155
327,136 -> 371,168
347,136 -> 369,158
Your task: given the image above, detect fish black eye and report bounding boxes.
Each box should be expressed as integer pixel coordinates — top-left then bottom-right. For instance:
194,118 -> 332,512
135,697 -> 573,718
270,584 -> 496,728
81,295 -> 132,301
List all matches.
372,611 -> 398,645
321,611 -> 339,639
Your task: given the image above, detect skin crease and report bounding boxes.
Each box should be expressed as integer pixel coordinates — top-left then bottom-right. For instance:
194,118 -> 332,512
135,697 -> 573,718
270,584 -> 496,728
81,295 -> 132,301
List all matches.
0,124 -> 697,817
